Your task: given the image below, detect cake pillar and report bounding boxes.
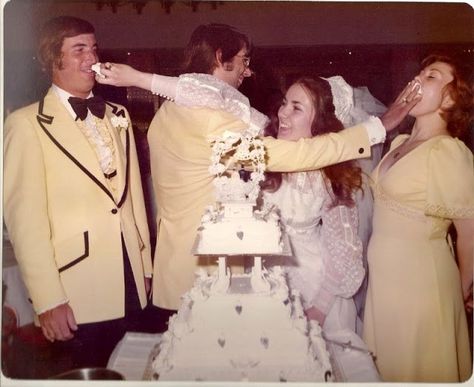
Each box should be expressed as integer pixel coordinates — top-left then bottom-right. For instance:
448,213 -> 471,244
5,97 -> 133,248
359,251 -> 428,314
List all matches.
210,256 -> 230,293
250,256 -> 270,292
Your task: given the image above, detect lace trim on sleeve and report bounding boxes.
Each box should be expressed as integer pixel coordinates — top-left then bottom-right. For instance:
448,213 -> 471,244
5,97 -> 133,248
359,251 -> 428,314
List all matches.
312,204 -> 364,312
424,203 -> 474,219
175,73 -> 269,136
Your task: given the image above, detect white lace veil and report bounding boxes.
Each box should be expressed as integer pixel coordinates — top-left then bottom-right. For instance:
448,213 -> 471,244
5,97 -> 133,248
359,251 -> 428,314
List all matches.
323,75 -> 386,128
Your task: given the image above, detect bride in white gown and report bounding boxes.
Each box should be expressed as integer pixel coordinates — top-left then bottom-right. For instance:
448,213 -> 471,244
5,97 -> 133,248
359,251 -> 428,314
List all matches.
262,76 -> 365,333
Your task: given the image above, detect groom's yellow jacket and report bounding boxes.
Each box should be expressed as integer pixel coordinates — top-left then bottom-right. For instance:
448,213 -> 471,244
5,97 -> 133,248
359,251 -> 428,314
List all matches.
4,88 -> 152,324
149,101 -> 372,310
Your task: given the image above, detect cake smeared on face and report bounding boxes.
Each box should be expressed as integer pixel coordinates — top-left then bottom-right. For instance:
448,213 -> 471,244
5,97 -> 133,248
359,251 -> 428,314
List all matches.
91,62 -> 105,78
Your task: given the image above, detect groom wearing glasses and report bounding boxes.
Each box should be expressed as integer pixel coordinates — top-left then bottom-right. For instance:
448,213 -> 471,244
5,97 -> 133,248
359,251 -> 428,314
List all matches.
3,16 -> 152,370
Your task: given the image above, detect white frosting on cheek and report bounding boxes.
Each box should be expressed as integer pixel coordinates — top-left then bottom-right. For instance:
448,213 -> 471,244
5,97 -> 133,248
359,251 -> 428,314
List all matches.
91,63 -> 105,78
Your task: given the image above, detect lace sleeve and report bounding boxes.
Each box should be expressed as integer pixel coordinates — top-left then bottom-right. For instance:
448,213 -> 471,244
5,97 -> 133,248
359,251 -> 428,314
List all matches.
177,73 -> 269,134
152,73 -> 269,135
312,203 -> 365,314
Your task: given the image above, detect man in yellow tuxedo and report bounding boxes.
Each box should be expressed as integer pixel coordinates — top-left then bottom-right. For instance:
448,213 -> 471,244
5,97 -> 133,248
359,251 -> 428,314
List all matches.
3,16 -> 152,369
148,24 -> 416,313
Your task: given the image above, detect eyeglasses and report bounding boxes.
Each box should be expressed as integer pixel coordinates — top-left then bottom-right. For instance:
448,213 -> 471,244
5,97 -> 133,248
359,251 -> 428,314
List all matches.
236,54 -> 251,68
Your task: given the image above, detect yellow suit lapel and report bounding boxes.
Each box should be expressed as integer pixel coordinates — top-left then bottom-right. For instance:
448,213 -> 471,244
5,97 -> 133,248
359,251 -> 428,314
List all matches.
37,89 -> 117,204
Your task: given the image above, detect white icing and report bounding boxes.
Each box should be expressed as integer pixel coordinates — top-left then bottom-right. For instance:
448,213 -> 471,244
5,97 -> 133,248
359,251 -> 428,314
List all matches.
91,63 -> 105,78
196,202 -> 282,255
152,268 -> 333,382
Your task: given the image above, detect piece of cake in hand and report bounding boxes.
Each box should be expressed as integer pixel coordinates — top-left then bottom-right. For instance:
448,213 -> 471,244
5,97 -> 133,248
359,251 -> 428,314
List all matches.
91,62 -> 105,78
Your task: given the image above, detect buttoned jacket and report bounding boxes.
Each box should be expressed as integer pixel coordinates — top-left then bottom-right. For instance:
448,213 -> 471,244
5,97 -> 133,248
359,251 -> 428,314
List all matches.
4,88 -> 152,324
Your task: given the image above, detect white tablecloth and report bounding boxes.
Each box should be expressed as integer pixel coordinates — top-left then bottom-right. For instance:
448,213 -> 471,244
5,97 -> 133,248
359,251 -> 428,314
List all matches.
108,330 -> 380,382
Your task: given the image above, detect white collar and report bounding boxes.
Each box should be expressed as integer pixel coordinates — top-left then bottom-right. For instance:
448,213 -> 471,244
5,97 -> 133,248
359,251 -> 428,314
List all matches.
52,84 -> 94,120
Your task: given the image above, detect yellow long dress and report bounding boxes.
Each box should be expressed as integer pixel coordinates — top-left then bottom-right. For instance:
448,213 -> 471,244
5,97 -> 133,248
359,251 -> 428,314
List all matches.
363,134 -> 474,382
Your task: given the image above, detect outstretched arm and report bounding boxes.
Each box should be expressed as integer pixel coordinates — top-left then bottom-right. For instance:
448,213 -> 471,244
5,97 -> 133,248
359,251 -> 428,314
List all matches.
95,63 -> 178,100
96,62 -> 418,136
96,63 -> 269,132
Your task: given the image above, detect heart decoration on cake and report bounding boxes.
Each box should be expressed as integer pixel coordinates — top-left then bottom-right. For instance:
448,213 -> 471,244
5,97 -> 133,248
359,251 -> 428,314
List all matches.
151,267 -> 334,382
236,231 -> 244,240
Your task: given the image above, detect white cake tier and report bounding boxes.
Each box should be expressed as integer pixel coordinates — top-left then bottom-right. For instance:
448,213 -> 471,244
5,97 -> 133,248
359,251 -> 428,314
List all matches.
195,204 -> 282,255
153,268 -> 333,382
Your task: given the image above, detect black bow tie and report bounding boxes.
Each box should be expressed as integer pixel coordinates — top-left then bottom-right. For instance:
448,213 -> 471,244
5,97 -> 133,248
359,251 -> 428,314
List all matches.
68,96 -> 106,121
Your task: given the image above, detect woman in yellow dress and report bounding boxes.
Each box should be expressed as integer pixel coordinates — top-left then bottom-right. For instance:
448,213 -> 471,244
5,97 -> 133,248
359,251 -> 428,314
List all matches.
363,54 -> 474,382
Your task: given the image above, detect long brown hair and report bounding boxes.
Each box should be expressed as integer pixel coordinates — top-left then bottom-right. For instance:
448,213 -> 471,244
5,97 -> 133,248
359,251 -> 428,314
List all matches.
421,54 -> 474,138
262,76 -> 362,207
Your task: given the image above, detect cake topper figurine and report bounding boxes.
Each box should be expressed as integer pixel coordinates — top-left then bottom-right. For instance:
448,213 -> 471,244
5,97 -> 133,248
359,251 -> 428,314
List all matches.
209,130 -> 265,203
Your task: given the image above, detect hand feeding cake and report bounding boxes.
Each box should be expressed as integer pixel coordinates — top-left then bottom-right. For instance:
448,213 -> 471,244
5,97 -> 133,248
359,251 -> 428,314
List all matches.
152,266 -> 333,382
195,130 -> 283,255
91,62 -> 105,78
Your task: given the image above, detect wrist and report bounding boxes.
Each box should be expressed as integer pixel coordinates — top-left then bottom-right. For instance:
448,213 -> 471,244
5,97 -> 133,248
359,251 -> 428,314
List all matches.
138,72 -> 153,91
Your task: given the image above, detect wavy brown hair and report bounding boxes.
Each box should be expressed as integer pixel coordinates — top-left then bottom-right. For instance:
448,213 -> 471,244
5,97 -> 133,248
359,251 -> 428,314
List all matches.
421,54 -> 474,138
38,16 -> 95,76
262,76 -> 362,207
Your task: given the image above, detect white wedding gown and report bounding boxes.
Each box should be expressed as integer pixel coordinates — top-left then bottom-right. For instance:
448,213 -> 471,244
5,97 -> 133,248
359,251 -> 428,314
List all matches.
264,171 -> 364,334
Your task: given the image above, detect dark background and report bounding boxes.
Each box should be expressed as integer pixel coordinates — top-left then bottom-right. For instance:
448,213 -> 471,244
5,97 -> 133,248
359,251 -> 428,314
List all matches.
3,1 -> 474,146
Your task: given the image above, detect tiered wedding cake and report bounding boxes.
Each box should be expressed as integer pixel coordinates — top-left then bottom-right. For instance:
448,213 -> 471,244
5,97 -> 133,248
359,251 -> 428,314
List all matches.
151,130 -> 333,382
152,267 -> 333,382
195,130 -> 282,255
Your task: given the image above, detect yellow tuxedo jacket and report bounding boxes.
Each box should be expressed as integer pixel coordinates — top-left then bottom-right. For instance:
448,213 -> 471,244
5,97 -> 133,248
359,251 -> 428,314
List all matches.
149,101 -> 372,310
3,88 -> 152,324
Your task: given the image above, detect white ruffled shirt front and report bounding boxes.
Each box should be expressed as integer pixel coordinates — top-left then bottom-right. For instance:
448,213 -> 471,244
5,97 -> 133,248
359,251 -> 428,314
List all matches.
52,85 -> 116,175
